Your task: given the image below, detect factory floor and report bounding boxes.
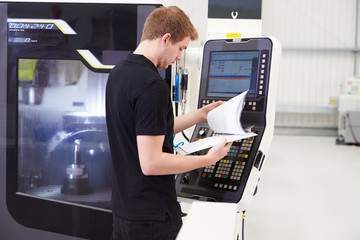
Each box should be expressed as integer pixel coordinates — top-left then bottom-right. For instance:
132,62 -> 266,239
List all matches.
245,135 -> 360,240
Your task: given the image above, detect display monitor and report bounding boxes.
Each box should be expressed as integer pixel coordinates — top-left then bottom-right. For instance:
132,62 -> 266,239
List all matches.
207,51 -> 259,98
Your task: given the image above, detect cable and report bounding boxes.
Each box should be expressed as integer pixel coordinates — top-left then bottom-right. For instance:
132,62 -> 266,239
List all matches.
242,211 -> 246,240
346,112 -> 360,145
181,131 -> 190,142
180,68 -> 188,115
173,60 -> 180,117
175,102 -> 179,117
173,134 -> 184,150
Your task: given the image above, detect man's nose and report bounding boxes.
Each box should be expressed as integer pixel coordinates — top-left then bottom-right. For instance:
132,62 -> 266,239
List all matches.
176,52 -> 182,61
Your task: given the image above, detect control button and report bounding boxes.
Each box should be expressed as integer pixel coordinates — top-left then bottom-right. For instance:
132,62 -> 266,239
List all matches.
182,175 -> 189,184
198,128 -> 207,137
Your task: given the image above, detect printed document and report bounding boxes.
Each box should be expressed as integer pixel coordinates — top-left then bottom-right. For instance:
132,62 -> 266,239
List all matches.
176,91 -> 257,155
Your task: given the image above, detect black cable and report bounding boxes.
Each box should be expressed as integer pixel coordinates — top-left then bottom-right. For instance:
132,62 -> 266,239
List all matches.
347,112 -> 360,145
181,131 -> 190,142
242,211 -> 246,240
175,102 -> 179,117
174,102 -> 190,142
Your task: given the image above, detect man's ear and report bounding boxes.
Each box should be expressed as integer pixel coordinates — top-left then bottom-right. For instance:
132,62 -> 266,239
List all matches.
161,33 -> 172,46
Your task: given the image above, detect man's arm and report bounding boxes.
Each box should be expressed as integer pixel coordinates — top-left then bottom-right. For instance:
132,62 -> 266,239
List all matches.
174,101 -> 223,134
137,135 -> 231,175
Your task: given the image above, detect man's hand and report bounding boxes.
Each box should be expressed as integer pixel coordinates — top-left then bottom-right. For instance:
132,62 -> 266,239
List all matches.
174,101 -> 224,134
205,137 -> 232,166
198,101 -> 224,122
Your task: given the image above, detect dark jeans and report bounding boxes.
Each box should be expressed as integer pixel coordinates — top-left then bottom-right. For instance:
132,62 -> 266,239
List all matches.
110,213 -> 183,240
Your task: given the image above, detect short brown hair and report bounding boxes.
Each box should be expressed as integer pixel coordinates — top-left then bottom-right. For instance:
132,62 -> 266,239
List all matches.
141,6 -> 198,43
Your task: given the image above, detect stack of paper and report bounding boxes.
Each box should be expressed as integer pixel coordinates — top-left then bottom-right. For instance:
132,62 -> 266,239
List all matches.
176,91 -> 257,155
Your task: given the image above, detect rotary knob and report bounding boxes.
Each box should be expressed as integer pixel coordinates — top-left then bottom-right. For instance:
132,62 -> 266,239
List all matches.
198,128 -> 207,137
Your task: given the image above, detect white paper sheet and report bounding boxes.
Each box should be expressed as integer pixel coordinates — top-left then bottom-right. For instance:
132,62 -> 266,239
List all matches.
207,91 -> 247,134
176,132 -> 257,155
175,91 -> 257,155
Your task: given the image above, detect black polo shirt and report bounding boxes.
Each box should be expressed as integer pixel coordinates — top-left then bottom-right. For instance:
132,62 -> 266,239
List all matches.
105,53 -> 181,221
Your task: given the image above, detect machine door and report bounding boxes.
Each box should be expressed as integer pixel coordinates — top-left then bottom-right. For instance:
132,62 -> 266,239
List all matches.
4,3 -> 169,239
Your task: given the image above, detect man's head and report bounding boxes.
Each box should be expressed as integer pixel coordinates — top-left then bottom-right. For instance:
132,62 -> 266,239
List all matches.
141,6 -> 198,44
136,6 -> 198,69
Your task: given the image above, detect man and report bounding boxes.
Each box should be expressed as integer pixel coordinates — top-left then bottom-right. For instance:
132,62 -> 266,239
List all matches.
106,6 -> 232,240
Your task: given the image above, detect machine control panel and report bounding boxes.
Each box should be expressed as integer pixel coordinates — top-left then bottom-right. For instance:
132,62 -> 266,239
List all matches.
176,38 -> 275,203
178,122 -> 258,202
186,126 -> 255,191
198,134 -> 255,191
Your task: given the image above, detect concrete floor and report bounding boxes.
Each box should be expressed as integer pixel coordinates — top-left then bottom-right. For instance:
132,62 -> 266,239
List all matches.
245,135 -> 360,240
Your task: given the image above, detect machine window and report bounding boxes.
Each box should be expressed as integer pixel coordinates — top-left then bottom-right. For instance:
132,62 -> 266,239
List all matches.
17,58 -> 111,210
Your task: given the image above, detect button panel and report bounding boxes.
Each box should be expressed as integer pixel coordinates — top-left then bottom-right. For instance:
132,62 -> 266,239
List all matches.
199,137 -> 255,191
257,50 -> 269,99
201,99 -> 217,108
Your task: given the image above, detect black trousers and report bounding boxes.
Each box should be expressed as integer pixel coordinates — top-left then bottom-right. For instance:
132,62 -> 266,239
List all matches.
110,213 -> 183,240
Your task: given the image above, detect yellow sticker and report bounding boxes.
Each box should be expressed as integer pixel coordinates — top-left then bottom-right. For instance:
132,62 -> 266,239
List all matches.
226,33 -> 241,38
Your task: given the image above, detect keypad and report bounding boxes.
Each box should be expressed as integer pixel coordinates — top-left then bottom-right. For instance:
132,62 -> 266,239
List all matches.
215,159 -> 232,178
200,137 -> 255,191
230,161 -> 245,180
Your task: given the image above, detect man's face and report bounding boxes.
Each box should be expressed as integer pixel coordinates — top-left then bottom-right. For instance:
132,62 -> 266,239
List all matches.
158,36 -> 190,69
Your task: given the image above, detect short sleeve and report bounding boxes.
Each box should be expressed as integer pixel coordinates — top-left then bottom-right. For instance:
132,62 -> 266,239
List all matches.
134,79 -> 170,135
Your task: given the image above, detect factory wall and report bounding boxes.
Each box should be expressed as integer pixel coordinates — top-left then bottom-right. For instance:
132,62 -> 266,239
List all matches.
159,0 -> 360,136
262,0 -> 360,135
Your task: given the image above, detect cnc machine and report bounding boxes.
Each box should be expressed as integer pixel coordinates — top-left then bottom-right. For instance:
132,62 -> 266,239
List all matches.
0,2 -> 168,239
175,37 -> 281,239
0,2 -> 281,239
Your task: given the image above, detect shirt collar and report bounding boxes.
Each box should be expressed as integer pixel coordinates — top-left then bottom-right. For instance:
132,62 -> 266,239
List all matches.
126,52 -> 159,74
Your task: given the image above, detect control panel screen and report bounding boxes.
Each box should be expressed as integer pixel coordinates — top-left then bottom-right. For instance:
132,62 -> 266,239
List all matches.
207,51 -> 259,98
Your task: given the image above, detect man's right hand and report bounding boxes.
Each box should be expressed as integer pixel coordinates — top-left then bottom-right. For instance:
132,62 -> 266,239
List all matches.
205,137 -> 232,166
